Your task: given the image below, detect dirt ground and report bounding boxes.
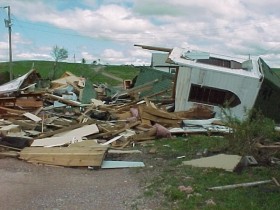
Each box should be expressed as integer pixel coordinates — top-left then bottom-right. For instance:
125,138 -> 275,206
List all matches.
0,157 -> 157,210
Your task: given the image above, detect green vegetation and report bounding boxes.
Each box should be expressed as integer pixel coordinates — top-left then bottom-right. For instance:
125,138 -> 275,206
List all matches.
223,109 -> 279,162
0,61 -> 139,86
50,45 -> 69,79
132,113 -> 280,209
135,136 -> 279,210
104,65 -> 139,80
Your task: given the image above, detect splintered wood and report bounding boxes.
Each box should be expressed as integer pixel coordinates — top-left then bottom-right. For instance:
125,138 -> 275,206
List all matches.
0,69 -> 223,168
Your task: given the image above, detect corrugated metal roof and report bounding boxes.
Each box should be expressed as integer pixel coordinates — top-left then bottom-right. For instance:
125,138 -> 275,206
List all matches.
134,66 -> 174,98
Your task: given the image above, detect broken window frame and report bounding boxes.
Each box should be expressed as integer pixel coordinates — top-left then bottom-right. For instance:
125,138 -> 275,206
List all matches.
188,84 -> 241,108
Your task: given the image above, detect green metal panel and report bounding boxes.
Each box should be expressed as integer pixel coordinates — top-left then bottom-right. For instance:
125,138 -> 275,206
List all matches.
134,66 -> 174,98
81,79 -> 97,104
254,58 -> 280,123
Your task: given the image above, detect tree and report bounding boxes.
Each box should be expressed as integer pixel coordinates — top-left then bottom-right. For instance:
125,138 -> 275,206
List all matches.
81,58 -> 86,64
50,45 -> 68,79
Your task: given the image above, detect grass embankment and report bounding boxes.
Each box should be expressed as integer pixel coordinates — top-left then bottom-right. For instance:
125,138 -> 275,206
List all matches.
0,61 -> 139,86
133,136 -> 279,210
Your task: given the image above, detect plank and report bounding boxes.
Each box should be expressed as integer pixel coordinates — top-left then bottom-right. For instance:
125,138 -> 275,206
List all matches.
19,146 -> 108,167
37,121 -> 94,139
45,93 -> 81,107
31,136 -> 83,147
101,135 -> 123,145
54,124 -> 99,138
23,112 -> 42,122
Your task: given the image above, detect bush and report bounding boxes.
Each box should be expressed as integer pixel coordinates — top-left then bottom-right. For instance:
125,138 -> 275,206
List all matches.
223,108 -> 278,160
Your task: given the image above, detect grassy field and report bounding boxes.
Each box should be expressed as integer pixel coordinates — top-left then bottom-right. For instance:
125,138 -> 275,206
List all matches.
132,135 -> 280,210
0,61 -> 140,86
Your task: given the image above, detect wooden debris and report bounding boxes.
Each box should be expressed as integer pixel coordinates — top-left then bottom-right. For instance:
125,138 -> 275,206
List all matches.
101,135 -> 123,146
31,136 -> 83,147
0,151 -> 19,158
19,146 -> 108,167
54,124 -> 99,138
23,112 -> 42,122
0,124 -> 21,135
38,121 -> 94,139
44,93 -> 81,107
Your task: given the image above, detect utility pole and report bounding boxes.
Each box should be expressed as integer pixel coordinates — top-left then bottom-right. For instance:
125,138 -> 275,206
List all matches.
3,6 -> 13,80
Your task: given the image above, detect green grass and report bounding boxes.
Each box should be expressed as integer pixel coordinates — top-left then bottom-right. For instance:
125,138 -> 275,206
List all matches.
0,61 -> 139,85
136,136 -> 280,210
104,65 -> 139,80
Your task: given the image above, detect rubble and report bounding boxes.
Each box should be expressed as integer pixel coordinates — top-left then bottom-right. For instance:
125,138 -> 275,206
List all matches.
0,67 -> 277,170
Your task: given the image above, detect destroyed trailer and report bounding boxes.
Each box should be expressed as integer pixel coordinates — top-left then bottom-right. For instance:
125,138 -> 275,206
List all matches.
137,44 -> 280,123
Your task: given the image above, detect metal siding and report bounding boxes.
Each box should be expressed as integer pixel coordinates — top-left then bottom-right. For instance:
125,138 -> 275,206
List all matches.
175,65 -> 261,120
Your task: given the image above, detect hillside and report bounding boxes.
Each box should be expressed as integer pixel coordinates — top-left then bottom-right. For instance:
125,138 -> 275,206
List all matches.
0,61 -> 140,86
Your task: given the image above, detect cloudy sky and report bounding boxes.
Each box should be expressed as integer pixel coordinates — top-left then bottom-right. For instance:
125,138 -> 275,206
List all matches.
1,0 -> 280,66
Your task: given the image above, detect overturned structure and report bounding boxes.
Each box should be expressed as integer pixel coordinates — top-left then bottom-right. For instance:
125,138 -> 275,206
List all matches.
136,45 -> 280,122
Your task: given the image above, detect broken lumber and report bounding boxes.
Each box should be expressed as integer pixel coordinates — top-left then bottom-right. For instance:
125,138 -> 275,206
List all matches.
44,93 -> 81,107
37,121 -> 94,139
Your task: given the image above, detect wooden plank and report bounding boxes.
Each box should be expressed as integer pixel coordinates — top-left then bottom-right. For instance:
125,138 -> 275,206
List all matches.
96,121 -> 140,139
140,111 -> 181,127
127,127 -> 157,142
23,112 -> 42,122
31,136 -> 83,147
0,106 -> 26,114
101,135 -> 123,145
45,93 -> 81,107
54,124 -> 99,138
19,147 -> 108,167
16,98 -> 43,108
0,151 -> 19,158
143,105 -> 183,120
69,140 -> 108,149
37,121 -> 94,139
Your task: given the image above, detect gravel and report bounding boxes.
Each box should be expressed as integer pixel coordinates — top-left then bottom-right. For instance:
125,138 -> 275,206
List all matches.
0,158 -> 155,210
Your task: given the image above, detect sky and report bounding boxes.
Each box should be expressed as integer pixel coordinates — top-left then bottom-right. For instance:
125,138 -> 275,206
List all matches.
1,0 -> 280,67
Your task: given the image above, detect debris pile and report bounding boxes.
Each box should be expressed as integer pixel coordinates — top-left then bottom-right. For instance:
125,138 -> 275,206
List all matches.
0,68 -> 279,170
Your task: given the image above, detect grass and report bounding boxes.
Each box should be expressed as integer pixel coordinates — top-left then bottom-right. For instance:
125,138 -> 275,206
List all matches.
0,61 -> 139,85
104,65 -> 139,80
133,136 -> 280,210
